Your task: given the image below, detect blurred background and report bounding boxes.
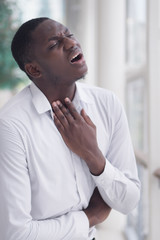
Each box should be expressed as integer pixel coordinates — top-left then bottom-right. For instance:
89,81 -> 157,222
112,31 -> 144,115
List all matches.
0,0 -> 160,239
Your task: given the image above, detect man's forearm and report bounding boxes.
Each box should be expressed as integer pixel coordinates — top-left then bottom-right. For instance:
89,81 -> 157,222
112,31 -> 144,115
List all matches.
83,188 -> 111,228
0,210 -> 89,240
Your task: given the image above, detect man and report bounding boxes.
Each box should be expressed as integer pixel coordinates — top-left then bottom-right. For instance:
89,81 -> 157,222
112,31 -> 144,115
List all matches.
0,17 -> 140,240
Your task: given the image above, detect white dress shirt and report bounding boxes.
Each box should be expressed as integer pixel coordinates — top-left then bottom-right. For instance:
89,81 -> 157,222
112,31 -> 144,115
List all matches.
0,82 -> 140,240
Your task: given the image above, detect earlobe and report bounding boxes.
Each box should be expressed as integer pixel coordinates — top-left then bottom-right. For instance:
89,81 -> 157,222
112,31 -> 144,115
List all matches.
25,63 -> 42,79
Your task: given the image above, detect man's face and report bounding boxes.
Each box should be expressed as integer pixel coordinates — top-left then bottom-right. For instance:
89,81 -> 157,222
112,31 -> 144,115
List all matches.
30,19 -> 88,84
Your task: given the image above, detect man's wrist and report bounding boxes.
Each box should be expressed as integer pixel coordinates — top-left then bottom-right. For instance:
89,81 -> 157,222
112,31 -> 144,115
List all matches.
83,148 -> 106,176
83,209 -> 96,228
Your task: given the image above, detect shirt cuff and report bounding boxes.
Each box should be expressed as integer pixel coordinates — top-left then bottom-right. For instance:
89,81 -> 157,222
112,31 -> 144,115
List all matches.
91,158 -> 116,189
71,211 -> 89,239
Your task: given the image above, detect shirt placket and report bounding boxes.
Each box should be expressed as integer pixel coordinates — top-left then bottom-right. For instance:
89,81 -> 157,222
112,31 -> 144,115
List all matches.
70,97 -> 88,209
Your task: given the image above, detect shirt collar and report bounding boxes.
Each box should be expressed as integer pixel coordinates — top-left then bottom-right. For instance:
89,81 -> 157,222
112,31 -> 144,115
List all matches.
30,83 -> 52,114
29,81 -> 93,115
75,82 -> 93,105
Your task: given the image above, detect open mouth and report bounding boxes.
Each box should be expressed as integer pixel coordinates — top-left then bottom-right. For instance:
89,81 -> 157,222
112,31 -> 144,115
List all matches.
71,53 -> 83,63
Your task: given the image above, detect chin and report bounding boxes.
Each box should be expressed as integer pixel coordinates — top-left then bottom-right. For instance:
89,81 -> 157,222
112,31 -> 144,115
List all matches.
75,71 -> 88,82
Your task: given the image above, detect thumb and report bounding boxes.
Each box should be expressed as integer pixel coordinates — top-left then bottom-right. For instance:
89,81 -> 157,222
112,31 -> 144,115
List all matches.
81,109 -> 95,127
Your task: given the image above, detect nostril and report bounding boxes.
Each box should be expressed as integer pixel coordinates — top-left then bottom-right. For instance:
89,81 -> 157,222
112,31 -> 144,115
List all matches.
64,38 -> 76,50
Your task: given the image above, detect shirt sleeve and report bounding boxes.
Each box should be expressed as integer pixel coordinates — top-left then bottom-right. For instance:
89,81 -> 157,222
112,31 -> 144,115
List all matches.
0,120 -> 89,240
92,93 -> 141,214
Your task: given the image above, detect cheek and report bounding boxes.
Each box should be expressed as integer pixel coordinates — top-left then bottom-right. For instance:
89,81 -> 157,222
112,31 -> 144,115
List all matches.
42,60 -> 70,78
48,53 -> 69,68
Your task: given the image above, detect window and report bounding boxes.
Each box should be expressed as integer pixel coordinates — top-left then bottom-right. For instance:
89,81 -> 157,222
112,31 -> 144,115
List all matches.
125,0 -> 149,240
126,0 -> 146,67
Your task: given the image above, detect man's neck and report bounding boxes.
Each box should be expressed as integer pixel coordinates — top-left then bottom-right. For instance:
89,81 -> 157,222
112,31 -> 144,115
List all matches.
33,81 -> 77,105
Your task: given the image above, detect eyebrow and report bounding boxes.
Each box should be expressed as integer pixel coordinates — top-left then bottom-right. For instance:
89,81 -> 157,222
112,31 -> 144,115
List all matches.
48,27 -> 69,42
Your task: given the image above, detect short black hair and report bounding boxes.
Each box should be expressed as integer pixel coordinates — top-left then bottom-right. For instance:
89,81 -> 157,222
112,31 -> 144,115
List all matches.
11,17 -> 49,73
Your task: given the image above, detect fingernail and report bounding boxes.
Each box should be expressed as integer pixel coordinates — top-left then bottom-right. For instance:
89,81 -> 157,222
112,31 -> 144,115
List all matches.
52,102 -> 57,107
65,97 -> 70,103
56,100 -> 62,107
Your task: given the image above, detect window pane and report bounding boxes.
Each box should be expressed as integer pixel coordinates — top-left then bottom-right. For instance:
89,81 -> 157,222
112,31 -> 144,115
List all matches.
126,0 -> 147,66
17,0 -> 65,23
126,78 -> 148,153
125,163 -> 149,240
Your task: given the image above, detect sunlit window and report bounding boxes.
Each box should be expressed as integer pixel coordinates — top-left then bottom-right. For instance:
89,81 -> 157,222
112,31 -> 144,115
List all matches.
125,0 -> 148,240
126,0 -> 147,67
126,78 -> 148,153
16,0 -> 65,23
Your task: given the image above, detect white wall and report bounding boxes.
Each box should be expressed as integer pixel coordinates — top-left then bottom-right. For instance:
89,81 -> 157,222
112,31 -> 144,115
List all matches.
97,0 -> 126,105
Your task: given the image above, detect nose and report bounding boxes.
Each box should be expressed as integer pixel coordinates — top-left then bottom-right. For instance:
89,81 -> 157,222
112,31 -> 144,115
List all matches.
63,37 -> 77,50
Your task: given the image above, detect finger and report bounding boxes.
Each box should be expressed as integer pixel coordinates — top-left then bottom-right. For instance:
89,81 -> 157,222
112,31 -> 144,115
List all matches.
56,100 -> 74,124
64,98 -> 81,120
52,102 -> 69,128
81,109 -> 95,127
54,114 -> 64,133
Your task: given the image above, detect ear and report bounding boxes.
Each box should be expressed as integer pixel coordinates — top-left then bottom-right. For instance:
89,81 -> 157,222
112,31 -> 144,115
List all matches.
25,62 -> 42,79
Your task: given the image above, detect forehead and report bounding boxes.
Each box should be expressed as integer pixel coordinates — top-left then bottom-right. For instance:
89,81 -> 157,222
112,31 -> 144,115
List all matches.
31,19 -> 68,44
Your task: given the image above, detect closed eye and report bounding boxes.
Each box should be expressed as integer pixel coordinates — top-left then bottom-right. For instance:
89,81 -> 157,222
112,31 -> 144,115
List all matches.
49,42 -> 58,49
67,34 -> 74,38
48,34 -> 74,50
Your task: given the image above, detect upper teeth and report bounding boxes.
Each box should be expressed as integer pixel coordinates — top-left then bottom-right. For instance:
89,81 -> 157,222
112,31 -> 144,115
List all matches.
72,53 -> 79,60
